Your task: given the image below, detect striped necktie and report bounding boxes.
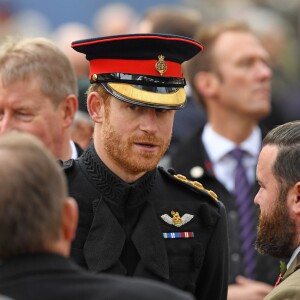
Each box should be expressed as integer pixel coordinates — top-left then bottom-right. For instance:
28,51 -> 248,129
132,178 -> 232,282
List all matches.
230,148 -> 256,279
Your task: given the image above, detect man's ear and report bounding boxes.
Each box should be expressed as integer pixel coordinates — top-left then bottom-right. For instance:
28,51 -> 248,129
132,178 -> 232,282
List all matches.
287,181 -> 300,221
293,181 -> 300,210
193,71 -> 219,99
61,197 -> 78,242
60,95 -> 78,129
87,92 -> 105,123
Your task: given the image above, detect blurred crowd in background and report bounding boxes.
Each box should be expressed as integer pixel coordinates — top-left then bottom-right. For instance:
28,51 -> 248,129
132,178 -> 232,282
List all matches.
1,0 -> 300,145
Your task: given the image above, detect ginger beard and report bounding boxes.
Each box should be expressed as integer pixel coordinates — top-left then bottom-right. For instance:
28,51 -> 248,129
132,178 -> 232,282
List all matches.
102,107 -> 171,175
255,188 -> 296,259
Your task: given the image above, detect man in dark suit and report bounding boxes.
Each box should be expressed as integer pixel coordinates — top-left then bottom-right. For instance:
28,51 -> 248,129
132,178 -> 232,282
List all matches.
170,21 -> 279,299
64,33 -> 229,300
255,121 -> 300,300
0,132 -> 194,300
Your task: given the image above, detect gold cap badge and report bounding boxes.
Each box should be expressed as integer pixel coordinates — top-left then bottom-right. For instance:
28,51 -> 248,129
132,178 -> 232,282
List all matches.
155,55 -> 167,76
91,74 -> 98,81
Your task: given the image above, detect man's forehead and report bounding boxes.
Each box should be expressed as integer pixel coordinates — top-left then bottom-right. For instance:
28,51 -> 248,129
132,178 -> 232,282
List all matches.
0,82 -> 48,109
258,145 -> 278,169
214,31 -> 268,60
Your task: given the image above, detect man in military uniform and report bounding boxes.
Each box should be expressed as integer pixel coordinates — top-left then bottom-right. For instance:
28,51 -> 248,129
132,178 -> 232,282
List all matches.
64,33 -> 229,300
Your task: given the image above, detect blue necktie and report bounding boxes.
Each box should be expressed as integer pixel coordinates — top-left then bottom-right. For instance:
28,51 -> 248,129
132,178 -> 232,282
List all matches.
230,148 -> 256,279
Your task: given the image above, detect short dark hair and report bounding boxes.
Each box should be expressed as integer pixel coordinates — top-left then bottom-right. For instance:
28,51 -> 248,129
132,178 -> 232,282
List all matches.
0,132 -> 67,258
262,121 -> 300,189
140,5 -> 202,38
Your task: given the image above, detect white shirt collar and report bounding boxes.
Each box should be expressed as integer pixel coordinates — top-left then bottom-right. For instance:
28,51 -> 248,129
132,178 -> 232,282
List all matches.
70,140 -> 78,159
202,123 -> 262,162
287,245 -> 300,269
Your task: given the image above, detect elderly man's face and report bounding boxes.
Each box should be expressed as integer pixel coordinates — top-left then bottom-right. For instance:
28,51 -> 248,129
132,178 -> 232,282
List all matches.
254,145 -> 296,258
99,96 -> 175,181
0,78 -> 65,159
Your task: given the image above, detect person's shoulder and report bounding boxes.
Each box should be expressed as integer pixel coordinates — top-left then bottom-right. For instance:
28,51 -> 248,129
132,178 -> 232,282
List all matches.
94,273 -> 195,300
264,268 -> 300,300
158,166 -> 220,208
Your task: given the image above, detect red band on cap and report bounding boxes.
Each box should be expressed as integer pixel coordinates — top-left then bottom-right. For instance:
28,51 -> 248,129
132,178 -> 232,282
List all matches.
89,58 -> 183,78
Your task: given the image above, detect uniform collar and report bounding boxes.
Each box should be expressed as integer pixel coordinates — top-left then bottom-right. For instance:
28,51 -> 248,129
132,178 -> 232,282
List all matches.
79,142 -> 157,207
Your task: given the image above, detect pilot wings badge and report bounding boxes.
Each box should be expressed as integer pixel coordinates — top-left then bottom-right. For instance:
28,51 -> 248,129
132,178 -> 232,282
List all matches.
161,210 -> 194,227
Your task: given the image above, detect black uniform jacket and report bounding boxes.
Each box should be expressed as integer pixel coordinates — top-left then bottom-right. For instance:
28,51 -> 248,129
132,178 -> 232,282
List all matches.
0,253 -> 195,300
64,142 -> 229,300
170,127 -> 280,285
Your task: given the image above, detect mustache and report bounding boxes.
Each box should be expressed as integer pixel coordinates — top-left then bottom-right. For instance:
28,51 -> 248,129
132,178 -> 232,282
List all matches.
130,134 -> 163,145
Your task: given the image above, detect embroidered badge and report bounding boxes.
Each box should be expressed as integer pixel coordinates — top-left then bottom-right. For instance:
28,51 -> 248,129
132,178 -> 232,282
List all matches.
161,210 -> 194,227
155,55 -> 167,76
162,232 -> 194,239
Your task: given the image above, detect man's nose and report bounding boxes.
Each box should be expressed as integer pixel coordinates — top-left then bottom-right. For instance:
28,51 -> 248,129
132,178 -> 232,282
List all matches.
258,61 -> 272,80
139,109 -> 159,133
253,192 -> 260,205
0,115 -> 14,134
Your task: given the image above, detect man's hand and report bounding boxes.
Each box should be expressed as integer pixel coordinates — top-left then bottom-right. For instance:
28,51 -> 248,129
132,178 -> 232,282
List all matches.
228,275 -> 274,300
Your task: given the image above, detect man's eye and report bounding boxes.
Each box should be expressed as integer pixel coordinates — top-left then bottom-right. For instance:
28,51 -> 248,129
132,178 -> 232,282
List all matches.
129,105 -> 139,111
17,112 -> 33,121
155,108 -> 167,113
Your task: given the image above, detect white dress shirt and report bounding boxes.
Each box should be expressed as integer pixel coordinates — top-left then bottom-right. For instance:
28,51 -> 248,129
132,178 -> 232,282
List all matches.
202,123 -> 262,193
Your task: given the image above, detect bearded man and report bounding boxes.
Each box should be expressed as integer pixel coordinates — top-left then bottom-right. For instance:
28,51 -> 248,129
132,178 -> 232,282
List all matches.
63,33 -> 229,300
255,121 -> 300,300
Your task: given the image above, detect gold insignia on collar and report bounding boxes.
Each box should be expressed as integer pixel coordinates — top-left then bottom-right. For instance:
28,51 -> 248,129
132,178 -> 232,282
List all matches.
161,211 -> 194,227
155,55 -> 167,76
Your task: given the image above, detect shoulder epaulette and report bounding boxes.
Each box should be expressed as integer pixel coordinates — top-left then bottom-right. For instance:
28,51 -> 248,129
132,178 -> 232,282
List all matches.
174,173 -> 218,201
159,166 -> 218,202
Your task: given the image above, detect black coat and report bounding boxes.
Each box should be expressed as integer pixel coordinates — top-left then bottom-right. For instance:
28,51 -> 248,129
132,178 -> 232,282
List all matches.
170,127 -> 280,285
0,253 -> 195,300
64,143 -> 229,300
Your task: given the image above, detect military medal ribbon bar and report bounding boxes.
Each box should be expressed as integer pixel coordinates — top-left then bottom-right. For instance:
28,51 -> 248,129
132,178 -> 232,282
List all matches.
162,232 -> 194,239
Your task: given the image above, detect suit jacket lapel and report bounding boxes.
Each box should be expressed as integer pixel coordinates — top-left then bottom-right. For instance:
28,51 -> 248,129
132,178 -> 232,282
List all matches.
283,252 -> 300,281
83,197 -> 126,273
132,201 -> 169,280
